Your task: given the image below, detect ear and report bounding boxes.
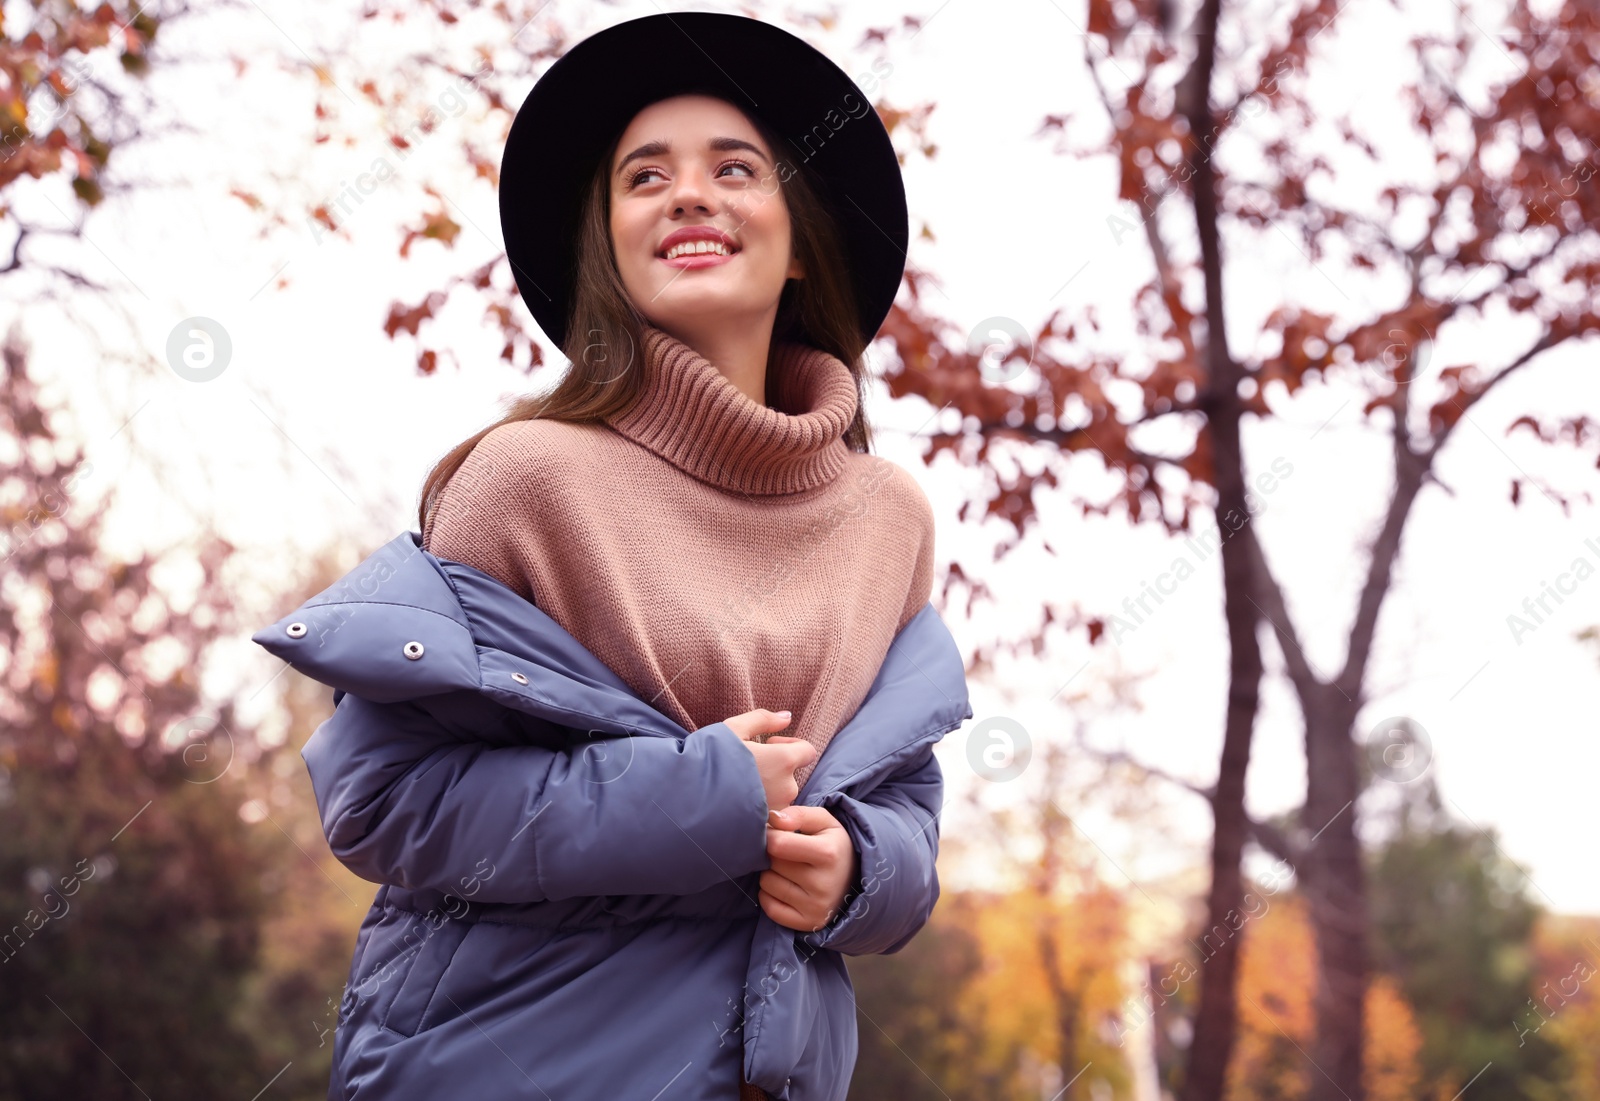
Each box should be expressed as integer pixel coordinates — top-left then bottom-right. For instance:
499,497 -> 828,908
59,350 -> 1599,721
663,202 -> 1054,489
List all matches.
787,255 -> 806,280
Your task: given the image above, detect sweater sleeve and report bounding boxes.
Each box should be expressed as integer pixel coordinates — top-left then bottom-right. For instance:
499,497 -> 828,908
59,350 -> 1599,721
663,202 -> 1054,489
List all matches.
423,422 -> 542,604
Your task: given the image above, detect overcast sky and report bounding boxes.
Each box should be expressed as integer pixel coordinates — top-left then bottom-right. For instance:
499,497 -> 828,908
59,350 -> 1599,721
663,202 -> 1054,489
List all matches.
5,0 -> 1597,918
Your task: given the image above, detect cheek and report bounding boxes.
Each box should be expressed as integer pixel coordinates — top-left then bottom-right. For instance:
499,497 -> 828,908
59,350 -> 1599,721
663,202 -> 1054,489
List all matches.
745,203 -> 793,267
610,207 -> 652,267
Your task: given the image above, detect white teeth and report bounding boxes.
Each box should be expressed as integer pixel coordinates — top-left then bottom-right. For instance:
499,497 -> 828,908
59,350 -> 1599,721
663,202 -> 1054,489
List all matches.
663,239 -> 732,260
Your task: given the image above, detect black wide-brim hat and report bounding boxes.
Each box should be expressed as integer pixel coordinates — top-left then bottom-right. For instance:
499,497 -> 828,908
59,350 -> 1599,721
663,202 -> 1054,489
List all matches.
499,11 -> 908,352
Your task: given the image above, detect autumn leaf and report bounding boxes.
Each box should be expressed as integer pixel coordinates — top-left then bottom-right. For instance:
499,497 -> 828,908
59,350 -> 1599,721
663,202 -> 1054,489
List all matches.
399,209 -> 461,257
383,290 -> 446,340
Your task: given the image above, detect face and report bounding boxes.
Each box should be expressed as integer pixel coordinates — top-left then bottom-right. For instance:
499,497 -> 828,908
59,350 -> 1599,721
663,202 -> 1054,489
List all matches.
609,94 -> 804,335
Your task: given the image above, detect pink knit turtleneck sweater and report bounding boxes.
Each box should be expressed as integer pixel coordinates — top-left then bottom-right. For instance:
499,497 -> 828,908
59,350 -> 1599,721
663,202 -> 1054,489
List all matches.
422,323 -> 935,796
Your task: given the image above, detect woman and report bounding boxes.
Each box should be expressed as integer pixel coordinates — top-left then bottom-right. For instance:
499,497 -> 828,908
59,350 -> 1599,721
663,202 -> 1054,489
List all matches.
255,13 -> 970,1100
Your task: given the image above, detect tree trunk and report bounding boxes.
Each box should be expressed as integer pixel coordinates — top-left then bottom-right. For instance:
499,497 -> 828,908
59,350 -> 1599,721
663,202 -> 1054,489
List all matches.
1038,929 -> 1085,1101
1298,450 -> 1427,1100
1176,477 -> 1264,1101
1176,0 -> 1263,1094
1304,696 -> 1366,1101
1035,744 -> 1087,1099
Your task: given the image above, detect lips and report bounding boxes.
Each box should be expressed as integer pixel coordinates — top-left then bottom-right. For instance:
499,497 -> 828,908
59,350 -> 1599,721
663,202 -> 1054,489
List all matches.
657,226 -> 740,261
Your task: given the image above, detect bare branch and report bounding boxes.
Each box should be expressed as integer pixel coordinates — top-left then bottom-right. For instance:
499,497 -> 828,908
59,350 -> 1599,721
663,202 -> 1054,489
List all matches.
1239,528 -> 1324,709
1247,818 -> 1299,871
1339,327 -> 1566,696
1336,438 -> 1428,701
1085,741 -> 1214,800
1423,327 -> 1565,463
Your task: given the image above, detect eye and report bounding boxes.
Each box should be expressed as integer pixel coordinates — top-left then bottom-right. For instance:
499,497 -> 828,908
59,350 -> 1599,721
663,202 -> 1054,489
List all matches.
623,158 -> 757,191
625,166 -> 665,189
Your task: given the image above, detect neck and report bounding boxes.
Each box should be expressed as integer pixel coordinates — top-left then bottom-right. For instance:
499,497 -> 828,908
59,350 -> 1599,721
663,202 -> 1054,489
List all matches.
650,312 -> 777,406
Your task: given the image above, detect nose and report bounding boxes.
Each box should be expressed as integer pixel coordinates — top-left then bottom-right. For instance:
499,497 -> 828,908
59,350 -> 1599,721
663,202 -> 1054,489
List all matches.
668,163 -> 716,216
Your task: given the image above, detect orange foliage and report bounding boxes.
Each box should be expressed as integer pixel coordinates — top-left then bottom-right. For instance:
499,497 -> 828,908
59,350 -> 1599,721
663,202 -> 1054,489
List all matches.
1225,894 -> 1421,1101
1364,977 -> 1424,1101
963,883 -> 1132,1096
1527,915 -> 1600,1094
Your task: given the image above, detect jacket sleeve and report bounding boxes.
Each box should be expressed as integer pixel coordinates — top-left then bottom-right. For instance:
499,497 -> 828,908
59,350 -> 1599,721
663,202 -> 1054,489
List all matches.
300,690 -> 772,903
800,738 -> 944,956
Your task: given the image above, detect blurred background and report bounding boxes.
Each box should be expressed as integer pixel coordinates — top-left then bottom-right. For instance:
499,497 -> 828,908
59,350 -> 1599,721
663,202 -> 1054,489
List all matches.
2,0 -> 1597,1097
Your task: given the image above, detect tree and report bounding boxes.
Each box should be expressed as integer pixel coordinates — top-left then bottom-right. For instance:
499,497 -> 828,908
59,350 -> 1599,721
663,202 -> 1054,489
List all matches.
946,731 -> 1142,1099
845,901 -> 995,1100
2,7 -> 420,1096
1224,889 -> 1423,1101
1367,778 -> 1564,1098
864,3 -> 1600,1097
1,0 -> 162,276
1525,911 -> 1600,1099
0,330 -> 288,1097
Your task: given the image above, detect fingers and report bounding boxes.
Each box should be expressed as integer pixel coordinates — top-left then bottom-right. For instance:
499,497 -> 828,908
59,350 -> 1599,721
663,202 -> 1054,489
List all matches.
759,868 -> 814,910
744,738 -> 817,767
758,887 -> 819,933
772,738 -> 817,765
724,709 -> 796,742
767,804 -> 836,833
758,751 -> 816,814
759,874 -> 830,933
766,806 -> 803,831
764,827 -> 831,865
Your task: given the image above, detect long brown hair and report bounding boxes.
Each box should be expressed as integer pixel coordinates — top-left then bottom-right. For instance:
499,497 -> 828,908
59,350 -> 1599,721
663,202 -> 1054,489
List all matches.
417,92 -> 875,538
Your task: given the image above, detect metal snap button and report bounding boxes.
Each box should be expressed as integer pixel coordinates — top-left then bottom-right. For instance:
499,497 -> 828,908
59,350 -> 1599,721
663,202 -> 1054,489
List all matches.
402,641 -> 425,660
510,672 -> 528,685
285,622 -> 307,638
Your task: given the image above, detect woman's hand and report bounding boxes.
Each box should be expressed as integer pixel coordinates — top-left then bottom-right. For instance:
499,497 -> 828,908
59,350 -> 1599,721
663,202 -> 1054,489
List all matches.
759,805 -> 860,933
725,708 -> 817,813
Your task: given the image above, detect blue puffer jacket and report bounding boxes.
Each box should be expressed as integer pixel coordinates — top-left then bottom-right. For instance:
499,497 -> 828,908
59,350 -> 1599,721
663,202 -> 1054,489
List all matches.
251,531 -> 972,1101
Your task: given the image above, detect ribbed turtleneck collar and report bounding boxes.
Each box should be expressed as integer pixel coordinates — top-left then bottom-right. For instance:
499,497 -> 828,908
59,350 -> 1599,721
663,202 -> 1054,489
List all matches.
602,325 -> 858,496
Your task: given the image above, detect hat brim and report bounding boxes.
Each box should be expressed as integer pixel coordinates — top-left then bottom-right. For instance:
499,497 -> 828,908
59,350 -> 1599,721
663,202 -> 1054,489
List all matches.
499,12 -> 908,352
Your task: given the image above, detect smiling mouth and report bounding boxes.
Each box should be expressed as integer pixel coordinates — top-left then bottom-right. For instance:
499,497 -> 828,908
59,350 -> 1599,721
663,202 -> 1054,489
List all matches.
659,240 -> 738,261
657,241 -> 739,271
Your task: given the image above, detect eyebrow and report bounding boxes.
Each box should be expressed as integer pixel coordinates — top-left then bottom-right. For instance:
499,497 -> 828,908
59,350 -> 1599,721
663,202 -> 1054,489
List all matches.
614,136 -> 771,179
